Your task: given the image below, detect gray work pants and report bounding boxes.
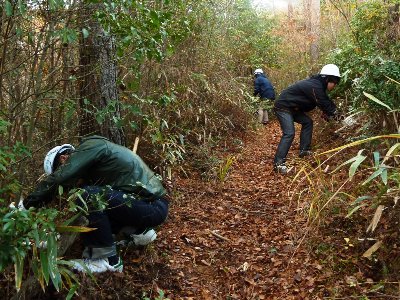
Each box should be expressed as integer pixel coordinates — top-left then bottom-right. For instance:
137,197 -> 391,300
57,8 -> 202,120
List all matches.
258,108 -> 269,124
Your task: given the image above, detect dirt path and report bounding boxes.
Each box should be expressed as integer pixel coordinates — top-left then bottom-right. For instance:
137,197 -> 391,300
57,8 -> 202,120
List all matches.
152,121 -> 323,299
62,120 -> 326,300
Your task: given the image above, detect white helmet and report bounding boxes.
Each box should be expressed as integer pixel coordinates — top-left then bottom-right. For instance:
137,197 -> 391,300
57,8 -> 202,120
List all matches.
320,64 -> 341,77
254,68 -> 264,75
43,144 -> 75,175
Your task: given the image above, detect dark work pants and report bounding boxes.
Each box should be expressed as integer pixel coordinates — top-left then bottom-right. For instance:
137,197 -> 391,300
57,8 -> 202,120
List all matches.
78,186 -> 169,258
274,108 -> 313,165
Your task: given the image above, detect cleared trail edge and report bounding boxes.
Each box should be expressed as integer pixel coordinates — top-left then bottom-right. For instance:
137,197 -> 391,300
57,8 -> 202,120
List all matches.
161,121 -> 322,299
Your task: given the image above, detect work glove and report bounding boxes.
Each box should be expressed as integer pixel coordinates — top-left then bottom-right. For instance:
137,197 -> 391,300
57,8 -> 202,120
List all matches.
332,111 -> 345,122
9,198 -> 26,211
322,111 -> 344,122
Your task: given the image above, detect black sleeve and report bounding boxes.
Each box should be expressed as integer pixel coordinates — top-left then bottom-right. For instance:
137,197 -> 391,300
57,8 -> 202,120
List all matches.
24,180 -> 57,208
311,87 -> 337,116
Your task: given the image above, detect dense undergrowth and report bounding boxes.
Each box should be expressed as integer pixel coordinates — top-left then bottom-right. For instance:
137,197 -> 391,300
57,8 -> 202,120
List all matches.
288,1 -> 400,297
0,0 -> 399,298
0,0 -> 278,298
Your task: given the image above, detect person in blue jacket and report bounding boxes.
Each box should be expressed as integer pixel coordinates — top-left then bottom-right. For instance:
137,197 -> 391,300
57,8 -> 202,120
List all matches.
253,68 -> 276,124
273,64 -> 342,174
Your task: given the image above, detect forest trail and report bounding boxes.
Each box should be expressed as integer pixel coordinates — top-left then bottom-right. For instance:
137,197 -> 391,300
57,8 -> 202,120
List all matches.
74,119 -> 328,300
60,119 -> 330,300
147,120 -> 324,299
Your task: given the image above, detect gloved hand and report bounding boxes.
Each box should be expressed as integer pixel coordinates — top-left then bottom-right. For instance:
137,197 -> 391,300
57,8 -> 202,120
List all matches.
322,111 -> 344,122
9,198 -> 26,211
332,111 -> 345,122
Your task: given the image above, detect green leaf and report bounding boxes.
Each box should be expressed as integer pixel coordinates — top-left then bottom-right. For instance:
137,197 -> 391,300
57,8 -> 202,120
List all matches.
348,150 -> 366,180
320,134 -> 400,155
31,252 -> 45,291
61,212 -> 82,226
3,220 -> 14,232
346,203 -> 368,218
66,30 -> 77,43
33,226 -> 40,243
363,167 -> 387,186
373,151 -> 380,168
40,250 -> 50,285
58,185 -> 64,196
363,92 -> 392,111
18,0 -> 27,14
14,253 -> 24,291
82,28 -> 89,39
49,0 -> 65,10
380,168 -> 388,185
353,195 -> 372,204
382,143 -> 400,164
66,283 -> 79,300
5,1 -> 13,16
161,119 -> 169,129
56,225 -> 97,233
47,234 -> 61,291
150,10 -> 161,27
58,265 -> 79,285
332,156 -> 358,173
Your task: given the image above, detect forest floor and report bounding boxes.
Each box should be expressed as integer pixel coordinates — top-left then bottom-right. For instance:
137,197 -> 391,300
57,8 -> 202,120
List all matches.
71,118 -> 337,300
11,117 -> 395,300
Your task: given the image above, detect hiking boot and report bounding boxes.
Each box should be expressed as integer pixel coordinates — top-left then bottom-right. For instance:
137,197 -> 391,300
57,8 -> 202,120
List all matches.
274,163 -> 288,175
299,150 -> 313,158
117,229 -> 157,247
71,257 -> 123,273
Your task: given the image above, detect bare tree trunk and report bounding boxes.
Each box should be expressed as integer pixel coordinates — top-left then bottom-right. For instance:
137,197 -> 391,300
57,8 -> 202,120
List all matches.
309,0 -> 320,70
78,3 -> 125,145
388,3 -> 400,40
288,0 -> 294,20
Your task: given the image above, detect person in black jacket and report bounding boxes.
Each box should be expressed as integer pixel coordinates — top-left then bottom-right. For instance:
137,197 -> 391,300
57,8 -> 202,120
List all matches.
20,136 -> 169,273
273,64 -> 341,174
254,68 -> 276,124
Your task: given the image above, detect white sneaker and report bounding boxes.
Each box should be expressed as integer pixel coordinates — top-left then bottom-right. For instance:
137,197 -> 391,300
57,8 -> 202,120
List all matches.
130,229 -> 157,246
71,257 -> 123,273
274,163 -> 288,175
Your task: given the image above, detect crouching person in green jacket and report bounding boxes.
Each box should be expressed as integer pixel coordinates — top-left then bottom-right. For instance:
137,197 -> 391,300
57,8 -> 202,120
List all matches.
22,135 -> 169,274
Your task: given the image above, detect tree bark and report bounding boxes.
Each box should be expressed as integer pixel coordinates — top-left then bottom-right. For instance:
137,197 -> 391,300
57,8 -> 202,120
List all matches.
78,3 -> 125,145
388,3 -> 399,40
309,0 -> 320,70
288,0 -> 294,20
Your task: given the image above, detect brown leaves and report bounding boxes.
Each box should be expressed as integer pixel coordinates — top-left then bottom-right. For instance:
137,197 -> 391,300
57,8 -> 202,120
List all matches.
366,205 -> 385,233
56,123 -> 340,299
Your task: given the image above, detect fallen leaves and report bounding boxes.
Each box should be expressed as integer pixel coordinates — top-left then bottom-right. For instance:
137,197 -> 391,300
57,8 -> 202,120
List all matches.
77,121 -> 377,299
362,240 -> 383,259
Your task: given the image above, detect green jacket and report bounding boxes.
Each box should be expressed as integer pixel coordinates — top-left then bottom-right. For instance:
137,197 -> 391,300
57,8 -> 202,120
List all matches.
24,136 -> 166,208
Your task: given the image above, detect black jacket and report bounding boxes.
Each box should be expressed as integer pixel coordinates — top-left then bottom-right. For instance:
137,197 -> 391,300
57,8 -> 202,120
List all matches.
24,136 -> 166,208
254,74 -> 275,100
274,75 -> 336,115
